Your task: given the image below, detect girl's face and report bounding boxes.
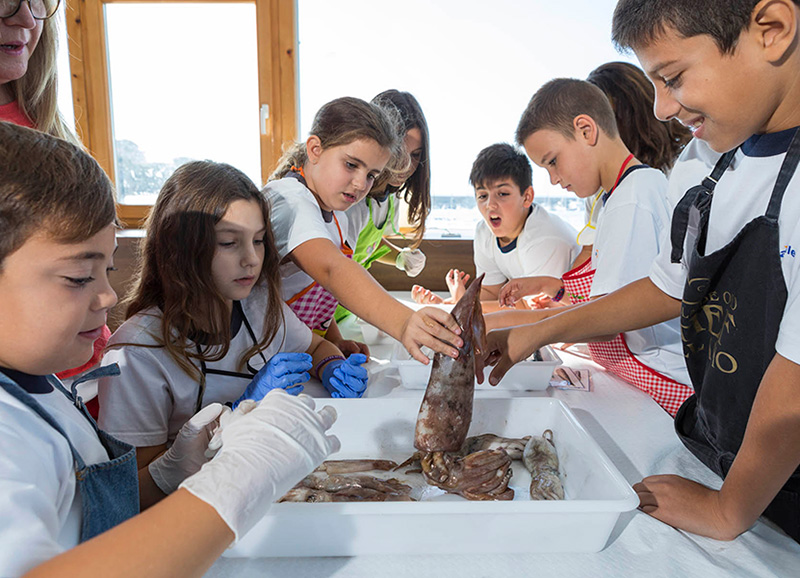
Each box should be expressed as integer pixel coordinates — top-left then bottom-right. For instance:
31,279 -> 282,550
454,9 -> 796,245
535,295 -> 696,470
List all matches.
0,223 -> 117,375
388,127 -> 424,187
304,137 -> 390,212
211,199 -> 266,306
0,4 -> 44,103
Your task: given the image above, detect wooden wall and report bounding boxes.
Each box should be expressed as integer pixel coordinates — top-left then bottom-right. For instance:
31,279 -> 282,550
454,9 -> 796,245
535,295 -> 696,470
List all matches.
110,232 -> 475,330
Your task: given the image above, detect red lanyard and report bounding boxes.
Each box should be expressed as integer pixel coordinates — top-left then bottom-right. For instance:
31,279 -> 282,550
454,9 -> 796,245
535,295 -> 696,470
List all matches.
602,153 -> 635,203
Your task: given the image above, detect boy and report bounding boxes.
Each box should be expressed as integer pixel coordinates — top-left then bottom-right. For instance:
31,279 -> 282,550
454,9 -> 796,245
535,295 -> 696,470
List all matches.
491,78 -> 693,416
485,0 -> 800,542
412,143 -> 579,312
0,122 -> 338,575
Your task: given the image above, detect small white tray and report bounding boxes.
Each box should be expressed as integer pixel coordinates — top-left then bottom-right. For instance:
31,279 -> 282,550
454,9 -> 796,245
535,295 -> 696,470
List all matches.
392,342 -> 562,390
227,397 -> 638,557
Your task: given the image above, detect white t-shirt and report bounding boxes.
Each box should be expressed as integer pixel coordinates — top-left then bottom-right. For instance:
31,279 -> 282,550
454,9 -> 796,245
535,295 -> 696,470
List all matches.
0,378 -> 108,576
650,128 -> 800,367
264,177 -> 359,302
473,204 -> 579,286
591,165 -> 690,386
98,285 -> 312,447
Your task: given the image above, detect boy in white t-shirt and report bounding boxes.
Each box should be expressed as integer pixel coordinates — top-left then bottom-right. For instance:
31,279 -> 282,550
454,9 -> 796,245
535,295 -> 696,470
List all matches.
412,143 -> 578,312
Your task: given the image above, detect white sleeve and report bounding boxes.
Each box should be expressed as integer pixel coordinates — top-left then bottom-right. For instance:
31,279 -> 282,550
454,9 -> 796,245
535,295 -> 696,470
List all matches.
649,224 -> 687,299
592,201 -> 663,296
517,235 -> 575,279
0,415 -> 69,575
266,181 -> 332,259
97,346 -> 174,447
775,230 -> 800,365
473,223 -> 506,286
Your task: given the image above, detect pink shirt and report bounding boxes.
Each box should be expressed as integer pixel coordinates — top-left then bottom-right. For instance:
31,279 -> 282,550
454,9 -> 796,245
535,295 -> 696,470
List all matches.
0,100 -> 34,128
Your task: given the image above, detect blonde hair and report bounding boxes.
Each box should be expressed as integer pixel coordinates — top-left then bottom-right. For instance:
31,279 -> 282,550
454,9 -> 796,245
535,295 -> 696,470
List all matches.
270,96 -> 404,181
10,18 -> 80,146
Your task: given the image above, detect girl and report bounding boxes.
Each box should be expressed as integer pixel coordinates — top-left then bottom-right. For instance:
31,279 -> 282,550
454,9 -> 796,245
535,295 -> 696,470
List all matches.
97,161 -> 364,510
334,90 -> 431,324
0,0 -> 109,383
266,96 -> 462,363
0,122 -> 338,576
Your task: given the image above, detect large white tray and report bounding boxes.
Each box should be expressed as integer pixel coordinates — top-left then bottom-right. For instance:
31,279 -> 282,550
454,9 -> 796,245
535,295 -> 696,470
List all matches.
392,342 -> 562,390
226,397 -> 638,557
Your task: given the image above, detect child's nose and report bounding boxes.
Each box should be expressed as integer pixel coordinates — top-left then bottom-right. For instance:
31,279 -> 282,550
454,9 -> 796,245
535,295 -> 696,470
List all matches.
94,278 -> 118,311
652,85 -> 681,122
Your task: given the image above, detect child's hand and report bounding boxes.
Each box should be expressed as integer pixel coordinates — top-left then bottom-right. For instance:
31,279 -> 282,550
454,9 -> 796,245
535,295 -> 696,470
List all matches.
320,353 -> 369,398
445,269 -> 469,301
483,326 -> 541,385
335,339 -> 370,358
411,284 -> 445,305
498,277 -> 538,308
401,307 -> 463,363
634,474 -> 741,541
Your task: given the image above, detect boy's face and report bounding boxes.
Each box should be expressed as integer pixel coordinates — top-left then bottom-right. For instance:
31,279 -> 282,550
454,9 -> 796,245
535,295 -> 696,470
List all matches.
0,224 -> 117,375
211,199 -> 266,304
635,27 -> 784,153
523,129 -> 600,199
474,177 -> 534,243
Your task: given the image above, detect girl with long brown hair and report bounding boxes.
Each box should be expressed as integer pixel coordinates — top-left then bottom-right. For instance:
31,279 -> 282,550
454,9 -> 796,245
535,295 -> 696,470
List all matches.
97,161 -> 361,509
266,96 -> 462,364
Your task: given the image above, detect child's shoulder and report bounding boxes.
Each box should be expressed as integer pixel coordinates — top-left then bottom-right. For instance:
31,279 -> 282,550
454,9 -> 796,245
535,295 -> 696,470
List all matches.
521,204 -> 577,239
107,308 -> 163,348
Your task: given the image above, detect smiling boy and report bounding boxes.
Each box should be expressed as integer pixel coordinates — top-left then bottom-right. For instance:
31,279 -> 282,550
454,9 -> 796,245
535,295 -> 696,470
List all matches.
412,143 -> 578,311
485,0 -> 800,541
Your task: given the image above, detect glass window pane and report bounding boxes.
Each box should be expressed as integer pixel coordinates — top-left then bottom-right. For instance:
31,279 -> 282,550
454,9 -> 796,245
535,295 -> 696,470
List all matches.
106,3 -> 260,204
55,5 -> 75,133
297,0 -> 636,236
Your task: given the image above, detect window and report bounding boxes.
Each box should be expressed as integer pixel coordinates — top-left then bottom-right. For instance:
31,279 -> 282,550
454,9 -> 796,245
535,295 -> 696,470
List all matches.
296,0 -> 636,236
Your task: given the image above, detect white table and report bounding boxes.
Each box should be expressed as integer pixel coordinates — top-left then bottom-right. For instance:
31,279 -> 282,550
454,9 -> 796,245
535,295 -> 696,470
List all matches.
205,295 -> 800,578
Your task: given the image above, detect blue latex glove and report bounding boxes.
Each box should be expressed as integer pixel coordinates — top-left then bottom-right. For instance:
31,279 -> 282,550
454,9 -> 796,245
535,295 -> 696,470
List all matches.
320,353 -> 369,399
233,352 -> 312,408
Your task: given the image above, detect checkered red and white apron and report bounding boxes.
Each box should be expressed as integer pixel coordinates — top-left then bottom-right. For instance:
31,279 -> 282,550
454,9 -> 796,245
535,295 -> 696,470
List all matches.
561,258 -> 693,416
286,213 -> 353,334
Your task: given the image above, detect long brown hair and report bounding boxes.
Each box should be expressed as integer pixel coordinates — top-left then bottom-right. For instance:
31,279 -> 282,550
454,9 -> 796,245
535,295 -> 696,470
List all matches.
123,161 -> 284,380
10,18 -> 80,145
370,90 -> 431,247
587,62 -> 692,173
270,96 -> 403,182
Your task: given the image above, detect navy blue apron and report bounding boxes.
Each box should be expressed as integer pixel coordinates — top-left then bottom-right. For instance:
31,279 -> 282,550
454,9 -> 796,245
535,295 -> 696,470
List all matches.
0,365 -> 139,542
671,129 -> 800,540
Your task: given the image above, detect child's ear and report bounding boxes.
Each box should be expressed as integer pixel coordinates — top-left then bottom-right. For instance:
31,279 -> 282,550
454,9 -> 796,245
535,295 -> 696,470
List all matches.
573,115 -> 599,147
752,0 -> 798,63
306,135 -> 323,164
522,186 -> 535,207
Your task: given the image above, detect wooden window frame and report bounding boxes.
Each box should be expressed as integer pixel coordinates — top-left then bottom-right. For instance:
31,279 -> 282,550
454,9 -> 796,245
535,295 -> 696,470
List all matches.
65,0 -> 298,228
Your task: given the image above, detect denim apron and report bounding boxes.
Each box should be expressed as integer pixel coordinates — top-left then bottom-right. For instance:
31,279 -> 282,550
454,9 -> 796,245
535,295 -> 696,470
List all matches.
670,129 -> 800,540
0,365 -> 139,542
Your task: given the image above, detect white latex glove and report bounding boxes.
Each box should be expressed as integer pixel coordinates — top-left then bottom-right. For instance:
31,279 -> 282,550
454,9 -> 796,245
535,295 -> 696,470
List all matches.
147,402 -> 229,495
205,399 -> 258,458
179,390 -> 340,541
395,247 -> 427,277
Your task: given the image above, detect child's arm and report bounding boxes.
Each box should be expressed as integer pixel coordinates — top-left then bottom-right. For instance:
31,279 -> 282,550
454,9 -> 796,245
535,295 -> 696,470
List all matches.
485,278 -> 681,384
497,276 -> 564,308
324,318 -> 370,357
291,239 -> 462,363
635,353 -> 800,540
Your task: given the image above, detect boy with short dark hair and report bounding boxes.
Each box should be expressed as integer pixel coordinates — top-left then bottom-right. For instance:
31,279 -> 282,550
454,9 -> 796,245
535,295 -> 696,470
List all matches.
486,0 -> 800,541
412,143 -> 578,311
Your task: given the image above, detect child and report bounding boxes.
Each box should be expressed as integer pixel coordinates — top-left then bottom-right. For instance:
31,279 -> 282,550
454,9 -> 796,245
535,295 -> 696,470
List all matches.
0,121 -> 338,576
411,143 -> 579,313
494,78 -> 693,416
266,96 -> 463,364
96,160 -> 365,508
334,90 -> 431,324
486,0 -> 800,542
0,0 -> 110,384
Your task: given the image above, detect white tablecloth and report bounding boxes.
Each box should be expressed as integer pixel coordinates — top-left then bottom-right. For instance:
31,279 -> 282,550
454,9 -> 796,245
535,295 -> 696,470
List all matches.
206,294 -> 800,578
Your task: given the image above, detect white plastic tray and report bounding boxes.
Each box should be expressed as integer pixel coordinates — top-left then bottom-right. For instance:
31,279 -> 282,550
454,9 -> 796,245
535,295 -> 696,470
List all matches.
227,397 -> 638,557
392,342 -> 562,390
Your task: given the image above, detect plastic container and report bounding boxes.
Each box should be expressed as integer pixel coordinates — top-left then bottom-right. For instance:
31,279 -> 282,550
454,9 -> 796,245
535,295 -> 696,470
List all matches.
392,342 -> 562,390
226,397 -> 638,557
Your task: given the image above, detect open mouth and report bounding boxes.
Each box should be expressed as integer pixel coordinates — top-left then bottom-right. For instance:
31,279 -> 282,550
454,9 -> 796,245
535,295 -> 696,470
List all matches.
342,192 -> 357,204
489,216 -> 502,228
682,116 -> 705,135
0,43 -> 24,55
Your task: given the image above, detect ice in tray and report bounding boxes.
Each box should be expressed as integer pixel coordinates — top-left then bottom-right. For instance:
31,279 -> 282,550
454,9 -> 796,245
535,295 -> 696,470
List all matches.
392,341 -> 562,390
226,397 -> 638,558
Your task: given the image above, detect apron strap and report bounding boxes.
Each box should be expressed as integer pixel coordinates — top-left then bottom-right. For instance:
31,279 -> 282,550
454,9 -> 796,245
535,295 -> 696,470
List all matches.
670,149 -> 737,263
766,128 -> 800,220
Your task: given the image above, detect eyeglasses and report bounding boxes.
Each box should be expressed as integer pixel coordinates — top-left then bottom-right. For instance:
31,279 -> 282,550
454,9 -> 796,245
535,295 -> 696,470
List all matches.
1,0 -> 60,19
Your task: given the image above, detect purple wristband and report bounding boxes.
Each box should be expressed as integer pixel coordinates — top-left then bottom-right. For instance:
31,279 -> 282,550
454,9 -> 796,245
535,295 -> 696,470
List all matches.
314,355 -> 345,380
552,285 -> 565,303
